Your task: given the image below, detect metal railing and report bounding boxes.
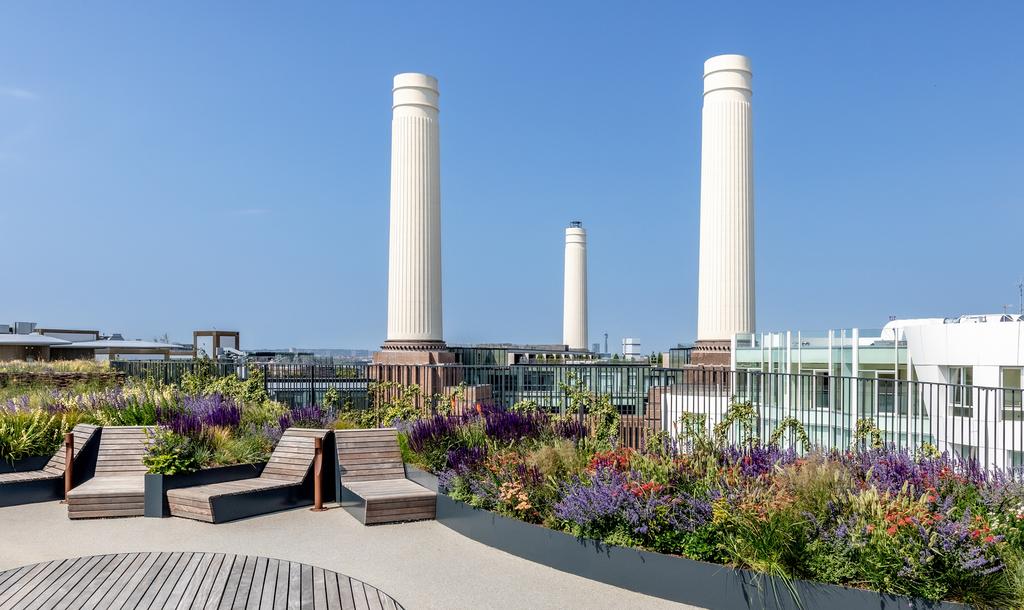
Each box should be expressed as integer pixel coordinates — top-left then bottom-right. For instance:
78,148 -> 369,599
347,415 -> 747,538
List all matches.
112,360 -> 371,410
659,368 -> 1024,469
110,360 -> 1024,465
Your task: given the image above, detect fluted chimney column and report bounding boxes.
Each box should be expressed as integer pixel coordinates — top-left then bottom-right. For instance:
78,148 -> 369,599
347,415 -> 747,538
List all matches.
694,55 -> 755,366
562,221 -> 588,350
384,73 -> 445,350
696,55 -> 755,343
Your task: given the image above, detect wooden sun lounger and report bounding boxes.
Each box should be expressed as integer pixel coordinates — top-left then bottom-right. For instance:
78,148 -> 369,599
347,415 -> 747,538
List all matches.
65,426 -> 150,519
336,428 -> 435,525
0,423 -> 100,507
166,428 -> 333,524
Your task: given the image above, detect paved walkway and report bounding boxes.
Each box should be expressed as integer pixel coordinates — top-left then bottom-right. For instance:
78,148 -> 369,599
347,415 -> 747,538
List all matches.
0,502 -> 695,609
0,552 -> 400,610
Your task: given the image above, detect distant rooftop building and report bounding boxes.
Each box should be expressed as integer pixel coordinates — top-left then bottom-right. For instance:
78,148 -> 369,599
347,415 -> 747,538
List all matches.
622,337 -> 642,361
0,320 -> 229,362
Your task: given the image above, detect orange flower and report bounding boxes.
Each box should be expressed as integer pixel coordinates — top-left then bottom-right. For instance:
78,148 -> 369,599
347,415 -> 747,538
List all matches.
866,524 -> 875,533
887,525 -> 898,535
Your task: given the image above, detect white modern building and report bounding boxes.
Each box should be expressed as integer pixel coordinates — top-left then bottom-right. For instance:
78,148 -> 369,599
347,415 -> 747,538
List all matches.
665,314 -> 1024,469
622,337 -> 642,361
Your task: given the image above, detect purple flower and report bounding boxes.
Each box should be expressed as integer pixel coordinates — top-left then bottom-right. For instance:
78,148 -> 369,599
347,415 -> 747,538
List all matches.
553,418 -> 588,442
446,446 -> 487,472
484,410 -> 547,442
278,404 -> 335,429
406,415 -> 462,453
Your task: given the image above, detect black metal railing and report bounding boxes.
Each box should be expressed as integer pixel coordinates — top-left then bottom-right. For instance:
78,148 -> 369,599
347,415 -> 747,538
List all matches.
112,360 -> 371,410
111,360 -> 1024,466
657,368 -> 1024,470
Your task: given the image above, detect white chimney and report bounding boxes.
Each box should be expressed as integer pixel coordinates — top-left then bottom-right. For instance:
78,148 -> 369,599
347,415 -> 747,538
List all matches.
384,73 -> 445,350
562,221 -> 588,350
696,54 -> 756,343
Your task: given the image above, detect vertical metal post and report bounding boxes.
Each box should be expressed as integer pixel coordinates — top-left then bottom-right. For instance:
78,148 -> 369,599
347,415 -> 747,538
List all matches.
61,432 -> 74,503
310,437 -> 325,512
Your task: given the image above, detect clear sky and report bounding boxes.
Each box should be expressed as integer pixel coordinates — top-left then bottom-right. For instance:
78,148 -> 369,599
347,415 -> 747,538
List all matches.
2,2 -> 1022,352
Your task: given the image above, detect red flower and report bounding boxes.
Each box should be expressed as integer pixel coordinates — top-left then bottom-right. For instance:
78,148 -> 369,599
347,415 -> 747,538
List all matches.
985,535 -> 996,543
887,525 -> 898,535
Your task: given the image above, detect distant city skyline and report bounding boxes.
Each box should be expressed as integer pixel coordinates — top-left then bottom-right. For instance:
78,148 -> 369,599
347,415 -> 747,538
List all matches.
2,3 -> 1022,352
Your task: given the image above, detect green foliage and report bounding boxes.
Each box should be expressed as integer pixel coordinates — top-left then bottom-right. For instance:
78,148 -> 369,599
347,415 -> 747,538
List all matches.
0,359 -> 112,374
323,387 -> 341,410
0,410 -> 83,463
510,399 -> 539,414
143,429 -> 201,475
560,372 -> 619,449
769,417 -> 811,450
366,381 -> 422,428
713,401 -> 759,447
853,419 -> 884,450
181,364 -> 268,405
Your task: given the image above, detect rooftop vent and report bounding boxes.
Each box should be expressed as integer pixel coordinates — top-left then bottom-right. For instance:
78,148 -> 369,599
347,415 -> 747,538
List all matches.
14,322 -> 37,335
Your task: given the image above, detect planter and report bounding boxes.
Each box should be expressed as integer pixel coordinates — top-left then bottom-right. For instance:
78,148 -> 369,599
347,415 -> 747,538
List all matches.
144,462 -> 266,518
0,455 -> 50,474
408,467 -> 966,610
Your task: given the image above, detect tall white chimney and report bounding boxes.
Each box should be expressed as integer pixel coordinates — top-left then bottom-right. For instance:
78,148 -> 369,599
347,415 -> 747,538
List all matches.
384,73 -> 445,350
695,54 -> 755,359
562,221 -> 588,350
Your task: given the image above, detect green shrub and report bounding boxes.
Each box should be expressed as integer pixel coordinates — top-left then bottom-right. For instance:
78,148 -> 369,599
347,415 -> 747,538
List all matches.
143,429 -> 201,475
0,410 -> 78,463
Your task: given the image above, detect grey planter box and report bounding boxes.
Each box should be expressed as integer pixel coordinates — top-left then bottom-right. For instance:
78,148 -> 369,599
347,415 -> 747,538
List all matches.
0,455 -> 50,474
408,466 -> 966,610
144,462 -> 266,518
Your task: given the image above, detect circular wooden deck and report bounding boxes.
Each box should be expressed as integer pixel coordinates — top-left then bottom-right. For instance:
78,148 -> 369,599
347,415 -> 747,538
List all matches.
0,552 -> 404,609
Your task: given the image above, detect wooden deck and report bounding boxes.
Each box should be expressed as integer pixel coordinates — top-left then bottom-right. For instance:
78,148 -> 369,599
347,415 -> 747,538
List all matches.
0,552 -> 404,610
336,429 -> 435,525
66,426 -> 150,519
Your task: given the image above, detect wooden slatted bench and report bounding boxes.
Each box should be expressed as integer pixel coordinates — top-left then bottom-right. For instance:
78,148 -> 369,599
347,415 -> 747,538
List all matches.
65,426 -> 150,519
336,428 -> 435,525
166,428 -> 332,524
0,423 -> 100,507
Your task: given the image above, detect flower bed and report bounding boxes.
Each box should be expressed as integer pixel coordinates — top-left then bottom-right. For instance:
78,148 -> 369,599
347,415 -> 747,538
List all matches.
1,368 -> 343,476
399,403 -> 1024,608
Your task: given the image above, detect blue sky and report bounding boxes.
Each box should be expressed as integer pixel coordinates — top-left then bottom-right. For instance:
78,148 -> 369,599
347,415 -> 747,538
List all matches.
1,2 -> 1022,352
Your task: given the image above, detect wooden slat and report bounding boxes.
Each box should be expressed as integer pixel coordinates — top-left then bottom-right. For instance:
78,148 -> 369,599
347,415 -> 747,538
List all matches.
0,560 -> 54,607
68,554 -> 132,610
187,552 -> 226,610
50,554 -> 118,610
149,551 -> 195,609
273,559 -> 290,610
350,580 -> 369,610
337,574 -> 355,610
258,557 -> 279,610
33,555 -> 101,610
90,552 -> 148,608
287,560 -> 302,610
201,553 -> 236,610
216,553 -> 247,610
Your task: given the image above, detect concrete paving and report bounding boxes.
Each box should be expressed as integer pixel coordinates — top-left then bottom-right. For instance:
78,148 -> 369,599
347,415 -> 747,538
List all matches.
0,501 -> 698,609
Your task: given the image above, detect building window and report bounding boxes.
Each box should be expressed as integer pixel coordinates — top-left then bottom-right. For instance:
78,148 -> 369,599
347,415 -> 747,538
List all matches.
949,366 -> 974,417
1004,368 -> 1023,421
1009,450 -> 1024,469
813,370 -> 830,410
